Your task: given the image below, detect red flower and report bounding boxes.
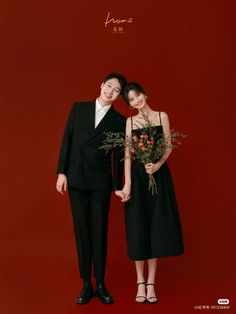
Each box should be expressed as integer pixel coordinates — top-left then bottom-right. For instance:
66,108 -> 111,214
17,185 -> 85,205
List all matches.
132,135 -> 138,142
140,133 -> 148,139
147,140 -> 153,145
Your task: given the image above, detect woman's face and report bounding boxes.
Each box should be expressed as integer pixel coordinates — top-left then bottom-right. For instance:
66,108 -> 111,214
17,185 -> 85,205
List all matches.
128,90 -> 147,110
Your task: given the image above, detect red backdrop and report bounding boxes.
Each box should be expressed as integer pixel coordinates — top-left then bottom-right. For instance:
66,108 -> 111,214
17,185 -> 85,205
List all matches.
1,0 -> 235,313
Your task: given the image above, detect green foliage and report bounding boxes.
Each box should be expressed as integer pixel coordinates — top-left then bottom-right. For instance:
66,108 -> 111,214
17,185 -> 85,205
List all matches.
100,111 -> 186,195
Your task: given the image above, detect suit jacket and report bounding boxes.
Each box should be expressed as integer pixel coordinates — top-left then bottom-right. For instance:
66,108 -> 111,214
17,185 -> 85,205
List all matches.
57,101 -> 126,190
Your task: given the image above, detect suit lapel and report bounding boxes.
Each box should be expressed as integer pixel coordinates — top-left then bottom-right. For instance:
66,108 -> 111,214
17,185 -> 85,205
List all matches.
86,101 -> 96,133
86,106 -> 116,144
94,106 -> 116,133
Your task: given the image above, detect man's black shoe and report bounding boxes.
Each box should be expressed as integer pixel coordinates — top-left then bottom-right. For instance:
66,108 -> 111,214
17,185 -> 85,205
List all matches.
76,286 -> 94,305
94,283 -> 114,304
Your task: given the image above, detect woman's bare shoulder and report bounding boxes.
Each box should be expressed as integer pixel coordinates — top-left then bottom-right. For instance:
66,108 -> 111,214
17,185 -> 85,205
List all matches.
159,111 -> 169,120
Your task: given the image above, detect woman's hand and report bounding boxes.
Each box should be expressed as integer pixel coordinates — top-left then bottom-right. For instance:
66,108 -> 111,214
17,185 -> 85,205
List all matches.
121,184 -> 131,202
115,184 -> 131,202
144,162 -> 161,175
56,174 -> 67,195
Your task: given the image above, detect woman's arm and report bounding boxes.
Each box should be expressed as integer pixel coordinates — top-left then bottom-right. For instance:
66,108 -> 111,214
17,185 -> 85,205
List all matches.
120,117 -> 132,202
158,111 -> 172,164
145,112 -> 172,174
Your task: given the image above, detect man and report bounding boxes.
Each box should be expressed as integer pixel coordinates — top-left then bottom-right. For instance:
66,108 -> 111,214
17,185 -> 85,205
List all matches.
56,73 -> 127,304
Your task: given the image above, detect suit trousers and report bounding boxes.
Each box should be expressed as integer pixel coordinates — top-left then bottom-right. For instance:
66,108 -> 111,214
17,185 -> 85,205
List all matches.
68,187 -> 111,280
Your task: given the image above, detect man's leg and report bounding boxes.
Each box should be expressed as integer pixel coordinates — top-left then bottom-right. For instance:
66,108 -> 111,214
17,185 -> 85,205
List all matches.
68,187 -> 94,304
90,189 -> 114,304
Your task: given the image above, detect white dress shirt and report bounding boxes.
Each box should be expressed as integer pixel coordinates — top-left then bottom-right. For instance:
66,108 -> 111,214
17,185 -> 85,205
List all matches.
95,98 -> 111,128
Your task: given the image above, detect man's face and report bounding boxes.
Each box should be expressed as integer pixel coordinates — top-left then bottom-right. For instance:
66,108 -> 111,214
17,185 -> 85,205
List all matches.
100,78 -> 121,104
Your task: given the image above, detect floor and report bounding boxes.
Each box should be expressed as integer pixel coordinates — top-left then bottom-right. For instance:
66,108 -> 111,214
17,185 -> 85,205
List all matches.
1,254 -> 234,314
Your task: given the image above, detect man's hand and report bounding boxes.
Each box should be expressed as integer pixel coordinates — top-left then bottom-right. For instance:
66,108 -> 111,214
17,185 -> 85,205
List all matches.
115,190 -> 124,199
56,174 -> 67,195
115,184 -> 131,203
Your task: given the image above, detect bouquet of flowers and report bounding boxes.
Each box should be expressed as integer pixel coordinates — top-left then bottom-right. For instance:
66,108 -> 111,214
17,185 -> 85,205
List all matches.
100,112 -> 186,195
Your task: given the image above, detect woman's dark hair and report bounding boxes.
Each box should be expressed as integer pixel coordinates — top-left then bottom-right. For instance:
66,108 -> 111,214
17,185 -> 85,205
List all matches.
103,73 -> 127,94
123,82 -> 146,106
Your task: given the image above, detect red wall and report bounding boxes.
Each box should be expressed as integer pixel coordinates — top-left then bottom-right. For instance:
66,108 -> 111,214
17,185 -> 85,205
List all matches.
1,0 -> 235,313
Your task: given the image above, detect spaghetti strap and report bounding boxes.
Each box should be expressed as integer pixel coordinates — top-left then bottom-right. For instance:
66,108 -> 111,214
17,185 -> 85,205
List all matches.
159,112 -> 162,125
131,116 -> 133,130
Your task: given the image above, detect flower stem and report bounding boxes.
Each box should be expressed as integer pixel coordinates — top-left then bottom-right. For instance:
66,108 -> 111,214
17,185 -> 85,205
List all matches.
148,174 -> 158,195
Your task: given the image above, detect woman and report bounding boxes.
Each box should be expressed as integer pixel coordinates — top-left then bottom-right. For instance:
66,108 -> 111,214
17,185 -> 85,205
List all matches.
119,82 -> 184,304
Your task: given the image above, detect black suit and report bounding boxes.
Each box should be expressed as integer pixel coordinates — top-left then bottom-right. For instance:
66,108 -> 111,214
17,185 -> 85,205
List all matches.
57,101 -> 126,279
